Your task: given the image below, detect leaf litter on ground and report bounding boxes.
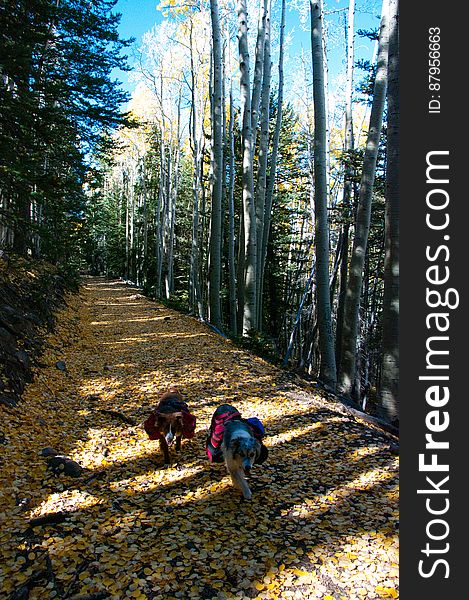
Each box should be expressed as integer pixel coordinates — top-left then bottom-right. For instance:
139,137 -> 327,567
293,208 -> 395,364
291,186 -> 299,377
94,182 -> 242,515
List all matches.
0,278 -> 399,600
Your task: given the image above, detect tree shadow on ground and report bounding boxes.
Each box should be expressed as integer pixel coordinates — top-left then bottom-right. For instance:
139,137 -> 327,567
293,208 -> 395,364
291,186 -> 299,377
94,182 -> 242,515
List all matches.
2,278 -> 398,599
19,414 -> 397,598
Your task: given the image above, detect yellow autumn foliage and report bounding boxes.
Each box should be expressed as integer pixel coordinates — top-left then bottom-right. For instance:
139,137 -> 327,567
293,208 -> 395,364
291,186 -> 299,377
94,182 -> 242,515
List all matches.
0,278 -> 399,599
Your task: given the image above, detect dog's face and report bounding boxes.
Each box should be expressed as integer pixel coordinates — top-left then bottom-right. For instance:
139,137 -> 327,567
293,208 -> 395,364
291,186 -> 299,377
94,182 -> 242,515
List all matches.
156,412 -> 184,445
232,437 -> 260,475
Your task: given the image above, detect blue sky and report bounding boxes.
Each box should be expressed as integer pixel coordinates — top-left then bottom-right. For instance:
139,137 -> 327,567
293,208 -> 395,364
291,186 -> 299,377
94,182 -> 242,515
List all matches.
112,0 -> 160,92
112,0 -> 381,98
114,0 -> 161,46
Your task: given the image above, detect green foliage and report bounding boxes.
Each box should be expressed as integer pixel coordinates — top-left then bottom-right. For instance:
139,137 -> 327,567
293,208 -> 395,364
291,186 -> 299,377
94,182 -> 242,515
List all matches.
232,330 -> 282,366
354,28 -> 380,103
0,0 -> 132,262
263,99 -> 310,340
356,27 -> 379,42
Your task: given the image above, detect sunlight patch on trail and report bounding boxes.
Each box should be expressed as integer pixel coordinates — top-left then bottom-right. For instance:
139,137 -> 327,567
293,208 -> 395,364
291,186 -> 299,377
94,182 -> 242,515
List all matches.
0,279 -> 399,600
267,422 -> 323,447
29,490 -> 103,520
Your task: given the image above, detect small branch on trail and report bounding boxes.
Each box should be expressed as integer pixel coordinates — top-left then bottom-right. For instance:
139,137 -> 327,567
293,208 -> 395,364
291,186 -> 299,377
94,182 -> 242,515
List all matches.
29,512 -> 69,527
7,550 -> 54,600
44,553 -> 58,594
66,594 -> 109,600
62,559 -> 91,599
8,570 -> 48,600
83,470 -> 107,485
96,409 -> 136,425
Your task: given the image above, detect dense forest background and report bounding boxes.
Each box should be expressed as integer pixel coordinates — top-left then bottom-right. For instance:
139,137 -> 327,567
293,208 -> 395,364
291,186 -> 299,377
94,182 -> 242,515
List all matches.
0,0 -> 399,425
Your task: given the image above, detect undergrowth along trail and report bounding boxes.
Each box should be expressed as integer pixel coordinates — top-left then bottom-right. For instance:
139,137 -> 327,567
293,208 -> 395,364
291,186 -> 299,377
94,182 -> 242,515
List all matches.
0,277 -> 399,600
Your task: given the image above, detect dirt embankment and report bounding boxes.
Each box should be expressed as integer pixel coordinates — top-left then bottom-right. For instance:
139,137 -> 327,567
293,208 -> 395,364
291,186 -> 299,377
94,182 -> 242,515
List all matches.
0,254 -> 76,408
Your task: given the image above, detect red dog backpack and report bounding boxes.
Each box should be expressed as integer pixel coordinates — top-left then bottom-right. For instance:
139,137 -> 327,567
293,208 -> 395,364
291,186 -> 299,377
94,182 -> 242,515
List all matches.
144,398 -> 196,441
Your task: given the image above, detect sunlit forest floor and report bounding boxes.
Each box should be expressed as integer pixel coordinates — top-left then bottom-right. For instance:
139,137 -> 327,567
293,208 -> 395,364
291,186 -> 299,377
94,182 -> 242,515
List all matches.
0,278 -> 399,600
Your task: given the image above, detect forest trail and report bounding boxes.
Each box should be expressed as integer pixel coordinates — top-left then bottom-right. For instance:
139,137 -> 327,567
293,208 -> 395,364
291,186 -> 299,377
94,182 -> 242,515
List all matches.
0,278 -> 399,600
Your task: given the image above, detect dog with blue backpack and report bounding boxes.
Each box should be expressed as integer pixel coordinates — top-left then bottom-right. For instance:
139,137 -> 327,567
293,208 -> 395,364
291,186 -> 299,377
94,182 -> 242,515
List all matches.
206,404 -> 268,500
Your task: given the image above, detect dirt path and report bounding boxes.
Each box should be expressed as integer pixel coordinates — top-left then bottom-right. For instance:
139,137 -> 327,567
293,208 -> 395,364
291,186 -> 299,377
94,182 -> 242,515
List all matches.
0,278 -> 399,600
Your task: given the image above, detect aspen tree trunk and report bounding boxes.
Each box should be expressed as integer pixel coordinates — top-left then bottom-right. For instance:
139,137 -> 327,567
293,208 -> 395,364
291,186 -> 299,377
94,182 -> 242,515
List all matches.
338,1 -> 389,398
12,198 -> 30,256
310,0 -> 337,390
189,23 -> 204,319
163,147 -> 171,298
155,130 -> 165,298
255,0 -> 271,325
259,0 -> 286,327
208,0 -> 223,330
130,168 -> 135,281
154,66 -> 167,298
251,0 -> 268,154
142,158 -> 148,287
222,42 -> 227,246
0,196 -> 11,249
237,212 -> 246,333
199,135 -> 208,309
227,40 -> 238,336
335,0 -> 355,374
166,91 -> 181,299
125,169 -> 130,280
250,0 -> 270,327
380,0 -> 399,423
135,166 -> 142,285
238,0 -> 258,334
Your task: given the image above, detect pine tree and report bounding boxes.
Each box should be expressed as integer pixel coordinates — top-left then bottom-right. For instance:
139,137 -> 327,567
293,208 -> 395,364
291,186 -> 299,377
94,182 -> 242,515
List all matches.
0,0 -> 132,262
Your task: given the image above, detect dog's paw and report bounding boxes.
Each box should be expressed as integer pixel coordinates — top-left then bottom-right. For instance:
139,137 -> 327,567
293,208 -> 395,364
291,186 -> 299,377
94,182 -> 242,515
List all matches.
242,491 -> 252,500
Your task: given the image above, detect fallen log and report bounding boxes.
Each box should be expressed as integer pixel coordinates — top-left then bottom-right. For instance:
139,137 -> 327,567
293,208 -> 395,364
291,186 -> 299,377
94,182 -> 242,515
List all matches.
305,378 -> 400,439
337,402 -> 400,439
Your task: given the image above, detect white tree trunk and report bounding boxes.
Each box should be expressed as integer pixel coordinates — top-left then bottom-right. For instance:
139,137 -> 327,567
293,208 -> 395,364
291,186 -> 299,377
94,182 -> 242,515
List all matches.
310,0 -> 337,389
338,0 -> 389,398
227,37 -> 238,335
208,0 -> 224,329
188,23 -> 204,320
258,0 -> 285,328
238,0 -> 258,334
380,0 -> 399,423
335,0 -> 355,372
251,0 -> 268,154
255,0 -> 271,325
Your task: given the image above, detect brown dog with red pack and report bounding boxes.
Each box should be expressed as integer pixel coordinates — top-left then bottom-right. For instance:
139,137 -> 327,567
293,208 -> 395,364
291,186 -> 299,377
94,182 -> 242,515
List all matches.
143,387 -> 196,465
